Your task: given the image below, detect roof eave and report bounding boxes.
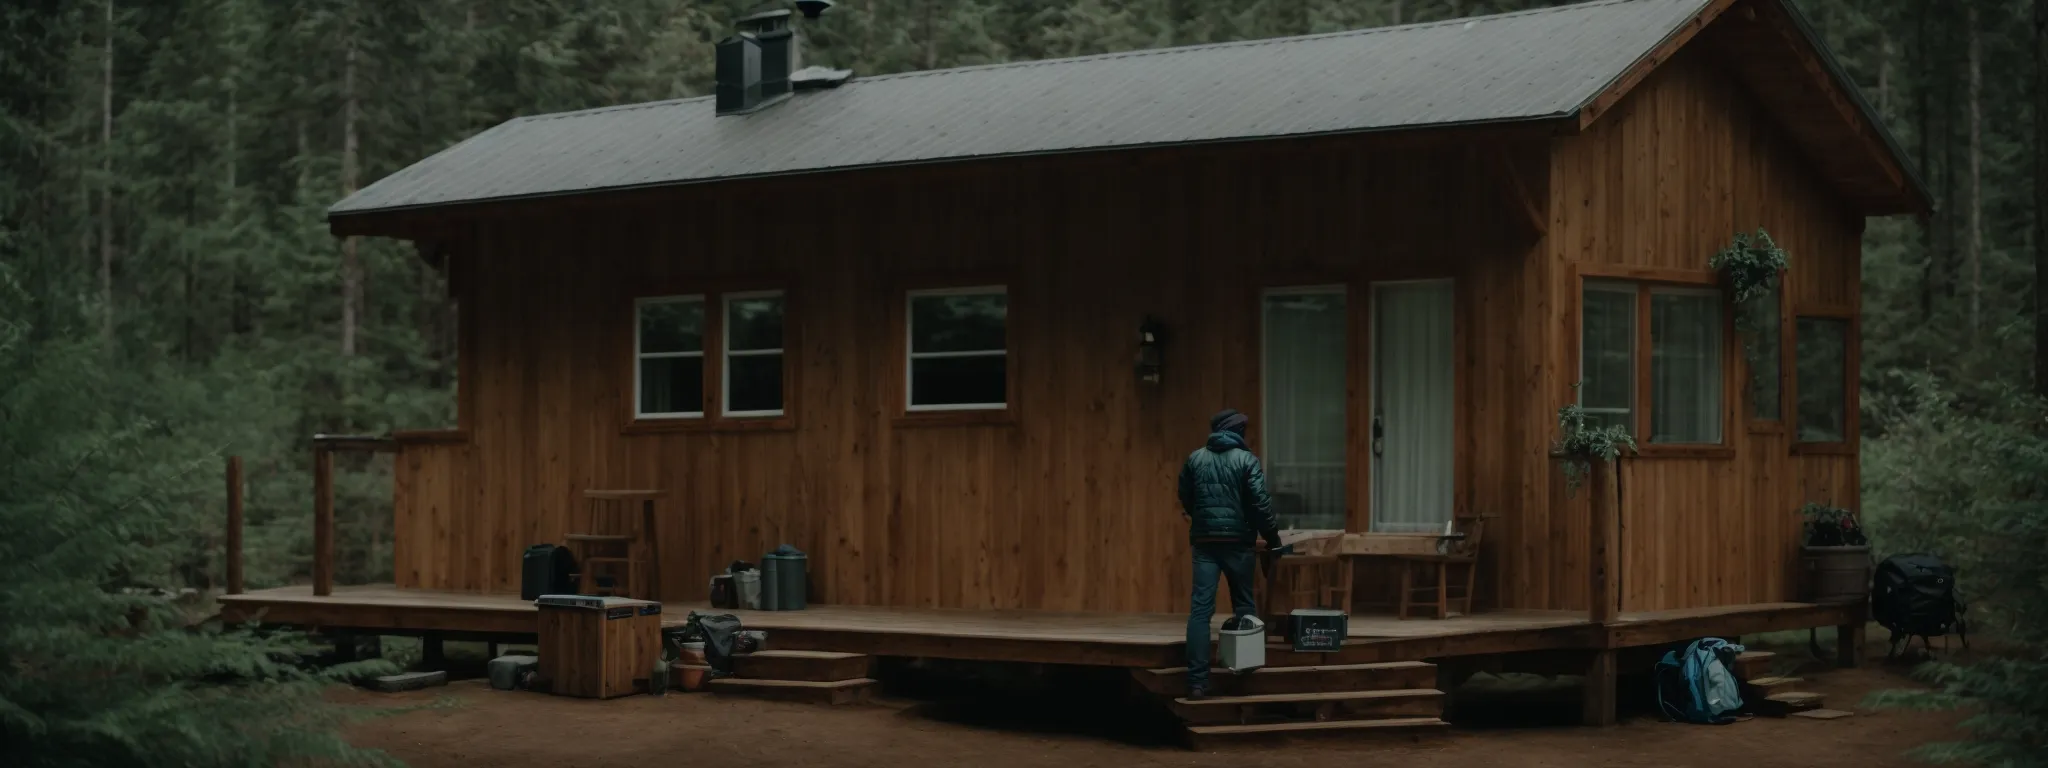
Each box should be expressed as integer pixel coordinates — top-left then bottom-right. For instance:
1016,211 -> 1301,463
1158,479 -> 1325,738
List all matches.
325,114 -> 1582,240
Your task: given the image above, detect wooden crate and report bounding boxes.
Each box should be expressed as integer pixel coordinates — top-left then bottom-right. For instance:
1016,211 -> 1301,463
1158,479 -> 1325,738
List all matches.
536,595 -> 662,699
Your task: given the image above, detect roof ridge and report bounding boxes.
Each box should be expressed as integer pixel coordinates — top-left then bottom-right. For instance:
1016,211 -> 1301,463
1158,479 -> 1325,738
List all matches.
515,0 -> 1659,124
854,0 -> 1652,84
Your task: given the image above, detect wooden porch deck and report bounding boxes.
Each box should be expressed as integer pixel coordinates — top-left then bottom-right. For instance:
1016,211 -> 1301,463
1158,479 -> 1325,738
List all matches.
216,584 -> 1860,669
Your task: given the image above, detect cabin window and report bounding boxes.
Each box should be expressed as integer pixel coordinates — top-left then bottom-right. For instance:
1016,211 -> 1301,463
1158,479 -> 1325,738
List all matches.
1744,286 -> 1783,422
1795,317 -> 1849,443
1648,287 -> 1723,444
1579,282 -> 1637,432
907,286 -> 1008,411
1578,280 -> 1726,444
723,291 -> 786,417
636,295 -> 706,418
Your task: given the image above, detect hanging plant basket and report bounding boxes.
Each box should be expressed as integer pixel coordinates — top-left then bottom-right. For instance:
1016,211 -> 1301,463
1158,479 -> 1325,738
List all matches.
1550,396 -> 1636,496
1709,228 -> 1789,336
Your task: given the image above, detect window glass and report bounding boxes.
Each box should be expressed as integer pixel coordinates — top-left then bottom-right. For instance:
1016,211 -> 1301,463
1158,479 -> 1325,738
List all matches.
637,296 -> 704,417
1745,288 -> 1782,421
1262,288 -> 1348,531
908,289 -> 1007,409
1649,288 -> 1723,444
1796,317 -> 1848,442
725,293 -> 785,416
1580,283 -> 1637,433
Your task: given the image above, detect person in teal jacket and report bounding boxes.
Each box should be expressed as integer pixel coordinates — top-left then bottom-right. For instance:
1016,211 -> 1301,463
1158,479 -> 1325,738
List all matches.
1177,408 -> 1282,698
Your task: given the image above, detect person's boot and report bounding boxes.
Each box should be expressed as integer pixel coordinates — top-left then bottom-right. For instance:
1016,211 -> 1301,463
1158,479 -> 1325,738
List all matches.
1185,683 -> 1208,701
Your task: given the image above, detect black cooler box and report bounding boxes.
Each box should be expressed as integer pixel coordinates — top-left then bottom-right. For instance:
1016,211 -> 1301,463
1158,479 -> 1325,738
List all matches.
521,544 -> 577,600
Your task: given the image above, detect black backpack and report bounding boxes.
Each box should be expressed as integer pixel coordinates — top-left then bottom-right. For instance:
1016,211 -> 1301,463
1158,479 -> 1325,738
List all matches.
1870,553 -> 1967,657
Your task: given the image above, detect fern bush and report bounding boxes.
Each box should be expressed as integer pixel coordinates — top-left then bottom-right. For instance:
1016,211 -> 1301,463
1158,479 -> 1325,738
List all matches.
1861,373 -> 2048,766
0,269 -> 398,768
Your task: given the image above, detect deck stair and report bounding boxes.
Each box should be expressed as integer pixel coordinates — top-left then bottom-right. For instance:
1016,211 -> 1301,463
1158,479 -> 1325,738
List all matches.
1134,660 -> 1450,747
699,650 -> 877,705
1730,650 -> 1830,716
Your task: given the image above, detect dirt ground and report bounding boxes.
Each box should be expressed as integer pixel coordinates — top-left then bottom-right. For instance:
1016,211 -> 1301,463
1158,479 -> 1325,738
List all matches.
344,647 -> 1965,768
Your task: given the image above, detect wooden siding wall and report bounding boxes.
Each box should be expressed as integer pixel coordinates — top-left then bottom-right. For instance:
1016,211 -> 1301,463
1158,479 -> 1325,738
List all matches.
392,136 -> 1547,613
1531,46 -> 1865,613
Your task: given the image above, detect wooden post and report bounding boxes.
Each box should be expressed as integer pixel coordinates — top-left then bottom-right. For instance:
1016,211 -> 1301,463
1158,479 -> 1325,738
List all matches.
1588,459 -> 1620,624
422,633 -> 445,671
225,456 -> 244,595
1836,621 -> 1865,668
1582,649 -> 1618,726
313,446 -> 334,597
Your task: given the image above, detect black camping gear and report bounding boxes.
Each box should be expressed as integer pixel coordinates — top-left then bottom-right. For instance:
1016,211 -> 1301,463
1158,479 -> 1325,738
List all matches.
521,544 -> 576,600
1871,553 -> 1968,657
685,611 -> 745,677
709,573 -> 737,609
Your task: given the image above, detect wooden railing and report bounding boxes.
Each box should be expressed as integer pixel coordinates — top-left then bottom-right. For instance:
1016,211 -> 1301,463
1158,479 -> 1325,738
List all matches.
309,434 -> 399,596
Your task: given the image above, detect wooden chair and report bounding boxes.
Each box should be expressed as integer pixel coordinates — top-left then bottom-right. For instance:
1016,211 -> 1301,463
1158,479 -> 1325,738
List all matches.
1260,549 -> 1356,627
565,489 -> 664,601
1394,513 -> 1492,620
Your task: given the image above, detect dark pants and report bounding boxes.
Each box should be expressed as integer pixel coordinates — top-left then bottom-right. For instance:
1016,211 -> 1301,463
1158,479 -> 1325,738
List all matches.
1186,541 -> 1257,689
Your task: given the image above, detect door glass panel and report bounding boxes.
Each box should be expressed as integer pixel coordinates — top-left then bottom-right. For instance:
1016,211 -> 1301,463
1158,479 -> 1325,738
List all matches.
1371,280 -> 1456,533
1262,288 -> 1348,531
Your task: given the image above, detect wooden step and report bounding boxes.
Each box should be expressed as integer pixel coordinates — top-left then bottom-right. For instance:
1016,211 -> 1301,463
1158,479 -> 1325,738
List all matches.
1169,688 -> 1444,725
1732,651 -> 1777,682
1742,675 -> 1803,695
732,651 -> 871,682
705,677 -> 876,705
1755,691 -> 1826,717
1136,661 -> 1437,698
1184,717 -> 1448,749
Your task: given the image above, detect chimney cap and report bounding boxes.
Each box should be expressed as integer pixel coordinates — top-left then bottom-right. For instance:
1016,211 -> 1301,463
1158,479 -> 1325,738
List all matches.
794,0 -> 835,19
737,8 -> 793,27
791,66 -> 854,90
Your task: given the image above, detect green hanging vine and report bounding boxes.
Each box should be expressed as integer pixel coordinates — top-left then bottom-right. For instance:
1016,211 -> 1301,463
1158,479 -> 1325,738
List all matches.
1709,228 -> 1789,335
1552,394 -> 1636,495
1710,229 -> 1789,376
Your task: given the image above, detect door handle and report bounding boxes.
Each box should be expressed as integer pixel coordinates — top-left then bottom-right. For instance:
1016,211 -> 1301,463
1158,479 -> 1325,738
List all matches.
1371,412 -> 1384,458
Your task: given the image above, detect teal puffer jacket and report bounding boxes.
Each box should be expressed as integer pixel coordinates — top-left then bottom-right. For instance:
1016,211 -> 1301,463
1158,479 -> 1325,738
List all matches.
1177,431 -> 1280,545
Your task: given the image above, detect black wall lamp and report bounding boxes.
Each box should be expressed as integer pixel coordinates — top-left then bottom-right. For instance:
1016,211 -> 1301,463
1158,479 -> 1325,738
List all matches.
1135,317 -> 1167,384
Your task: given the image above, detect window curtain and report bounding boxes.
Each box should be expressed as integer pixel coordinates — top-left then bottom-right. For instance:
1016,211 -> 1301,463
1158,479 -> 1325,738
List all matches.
1262,291 -> 1347,531
1650,291 -> 1722,443
1371,281 -> 1455,534
1580,285 -> 1636,432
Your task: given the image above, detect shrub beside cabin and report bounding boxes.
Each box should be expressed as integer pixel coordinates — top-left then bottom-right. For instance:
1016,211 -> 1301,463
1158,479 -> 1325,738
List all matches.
316,0 -> 1925,619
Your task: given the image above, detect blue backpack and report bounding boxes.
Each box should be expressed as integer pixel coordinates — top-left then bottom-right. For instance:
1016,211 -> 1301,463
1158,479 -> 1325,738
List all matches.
1654,638 -> 1745,724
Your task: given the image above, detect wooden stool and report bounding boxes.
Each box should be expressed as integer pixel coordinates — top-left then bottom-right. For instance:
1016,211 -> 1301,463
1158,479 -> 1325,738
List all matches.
566,490 -> 664,601
1395,513 -> 1491,620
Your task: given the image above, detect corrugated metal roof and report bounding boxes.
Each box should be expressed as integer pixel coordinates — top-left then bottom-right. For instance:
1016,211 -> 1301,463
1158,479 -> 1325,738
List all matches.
331,0 -> 1713,217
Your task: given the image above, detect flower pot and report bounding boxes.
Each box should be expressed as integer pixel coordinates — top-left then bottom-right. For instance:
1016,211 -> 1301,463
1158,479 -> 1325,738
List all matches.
1800,545 -> 1871,604
674,663 -> 709,692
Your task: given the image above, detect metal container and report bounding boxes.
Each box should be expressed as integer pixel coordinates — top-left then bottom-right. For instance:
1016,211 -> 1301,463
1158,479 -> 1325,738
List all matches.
764,546 -> 808,610
1219,615 -> 1265,673
1289,608 -> 1347,652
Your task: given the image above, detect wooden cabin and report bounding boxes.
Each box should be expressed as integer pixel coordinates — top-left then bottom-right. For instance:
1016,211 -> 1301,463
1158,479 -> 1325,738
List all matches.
223,0 -> 1925,733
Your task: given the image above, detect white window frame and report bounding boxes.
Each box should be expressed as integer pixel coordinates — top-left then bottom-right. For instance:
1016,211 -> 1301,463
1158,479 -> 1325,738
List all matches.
722,290 -> 786,418
906,285 -> 1008,412
1578,280 -> 1638,427
634,294 -> 705,419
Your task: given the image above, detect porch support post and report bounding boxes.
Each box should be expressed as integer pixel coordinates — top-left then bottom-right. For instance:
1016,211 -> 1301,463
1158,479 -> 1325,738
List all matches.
1836,621 -> 1865,668
225,455 -> 244,595
1581,648 -> 1618,726
313,445 -> 335,597
1589,459 -> 1620,624
421,633 -> 446,671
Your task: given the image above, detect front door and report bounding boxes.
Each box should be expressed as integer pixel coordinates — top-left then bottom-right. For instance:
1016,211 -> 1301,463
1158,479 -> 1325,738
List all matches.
1370,279 -> 1455,533
1261,286 -> 1348,531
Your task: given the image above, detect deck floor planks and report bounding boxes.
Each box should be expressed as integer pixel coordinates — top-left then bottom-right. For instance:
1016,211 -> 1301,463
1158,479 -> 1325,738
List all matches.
215,585 -> 1857,664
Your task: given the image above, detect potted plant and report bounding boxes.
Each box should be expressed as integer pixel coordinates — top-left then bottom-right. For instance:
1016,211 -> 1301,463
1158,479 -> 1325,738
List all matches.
1798,502 -> 1871,604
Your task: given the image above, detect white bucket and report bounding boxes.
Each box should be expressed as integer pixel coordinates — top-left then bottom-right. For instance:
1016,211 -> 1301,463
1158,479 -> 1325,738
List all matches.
734,569 -> 762,610
1218,615 -> 1266,673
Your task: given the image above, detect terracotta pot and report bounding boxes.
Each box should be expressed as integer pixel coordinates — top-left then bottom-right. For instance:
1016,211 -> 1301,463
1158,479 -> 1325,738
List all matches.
1801,545 -> 1871,604
675,663 -> 710,692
